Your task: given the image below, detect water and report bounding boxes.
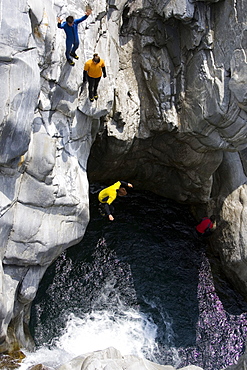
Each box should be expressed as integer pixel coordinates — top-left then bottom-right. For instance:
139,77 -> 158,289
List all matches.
18,187 -> 247,369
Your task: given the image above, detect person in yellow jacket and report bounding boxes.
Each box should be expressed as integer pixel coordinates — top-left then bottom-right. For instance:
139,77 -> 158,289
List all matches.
83,53 -> 107,102
98,181 -> 133,221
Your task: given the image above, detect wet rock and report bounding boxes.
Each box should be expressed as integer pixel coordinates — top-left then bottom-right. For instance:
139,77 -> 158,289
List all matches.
29,365 -> 55,370
0,2 -> 247,370
56,346 -> 181,370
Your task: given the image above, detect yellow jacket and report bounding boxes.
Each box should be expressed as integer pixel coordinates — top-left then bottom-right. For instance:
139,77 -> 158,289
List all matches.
98,181 -> 121,204
84,58 -> 105,78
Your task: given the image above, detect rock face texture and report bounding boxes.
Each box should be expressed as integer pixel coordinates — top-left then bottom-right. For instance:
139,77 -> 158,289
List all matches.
88,0 -> 247,297
0,0 -> 93,352
27,347 -> 204,370
54,347 -> 203,370
0,0 -> 247,368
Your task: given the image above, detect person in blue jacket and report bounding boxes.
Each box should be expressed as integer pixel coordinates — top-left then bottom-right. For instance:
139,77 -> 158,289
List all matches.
57,8 -> 92,66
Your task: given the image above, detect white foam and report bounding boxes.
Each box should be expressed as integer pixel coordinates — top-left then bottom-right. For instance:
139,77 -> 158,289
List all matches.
19,346 -> 72,369
20,308 -> 158,369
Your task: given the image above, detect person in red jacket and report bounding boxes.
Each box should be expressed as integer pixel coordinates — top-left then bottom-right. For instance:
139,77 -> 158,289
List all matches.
196,215 -> 216,236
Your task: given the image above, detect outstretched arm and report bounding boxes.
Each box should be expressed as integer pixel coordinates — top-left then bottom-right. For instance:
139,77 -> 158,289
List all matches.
57,16 -> 63,28
120,181 -> 133,188
75,9 -> 92,24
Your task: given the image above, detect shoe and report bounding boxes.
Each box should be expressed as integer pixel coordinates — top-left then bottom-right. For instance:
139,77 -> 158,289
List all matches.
94,95 -> 98,100
67,59 -> 75,66
89,97 -> 94,102
70,53 -> 79,60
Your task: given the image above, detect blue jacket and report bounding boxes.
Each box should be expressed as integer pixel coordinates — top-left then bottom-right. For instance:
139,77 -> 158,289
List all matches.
58,15 -> 88,43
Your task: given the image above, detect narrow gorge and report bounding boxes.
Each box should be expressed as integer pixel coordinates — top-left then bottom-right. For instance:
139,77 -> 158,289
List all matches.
0,0 -> 247,369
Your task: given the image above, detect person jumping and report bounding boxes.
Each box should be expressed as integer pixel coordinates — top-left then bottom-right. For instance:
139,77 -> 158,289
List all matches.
98,181 -> 133,221
57,8 -> 92,66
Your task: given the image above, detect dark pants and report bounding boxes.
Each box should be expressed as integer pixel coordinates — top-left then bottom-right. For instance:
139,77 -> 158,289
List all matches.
98,203 -> 114,217
65,40 -> 79,60
87,75 -> 101,99
196,229 -> 212,238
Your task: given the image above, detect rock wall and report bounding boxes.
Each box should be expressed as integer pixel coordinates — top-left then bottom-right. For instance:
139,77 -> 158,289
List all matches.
0,0 -> 247,367
0,0 -> 94,352
88,0 -> 247,297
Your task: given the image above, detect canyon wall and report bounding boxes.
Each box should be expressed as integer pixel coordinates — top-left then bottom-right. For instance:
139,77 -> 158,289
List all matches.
88,0 -> 247,298
0,0 -> 247,365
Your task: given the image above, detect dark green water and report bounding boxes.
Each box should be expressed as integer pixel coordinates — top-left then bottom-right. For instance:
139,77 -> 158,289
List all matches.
28,187 -> 247,369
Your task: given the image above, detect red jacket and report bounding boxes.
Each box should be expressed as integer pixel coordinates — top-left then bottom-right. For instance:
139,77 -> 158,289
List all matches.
196,217 -> 213,234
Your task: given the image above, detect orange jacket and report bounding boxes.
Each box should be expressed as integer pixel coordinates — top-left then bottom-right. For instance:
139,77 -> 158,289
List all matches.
84,58 -> 105,78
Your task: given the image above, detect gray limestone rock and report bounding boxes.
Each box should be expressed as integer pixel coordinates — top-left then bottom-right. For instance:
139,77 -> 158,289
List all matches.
0,1 -> 247,370
0,0 -> 91,353
56,347 -> 203,370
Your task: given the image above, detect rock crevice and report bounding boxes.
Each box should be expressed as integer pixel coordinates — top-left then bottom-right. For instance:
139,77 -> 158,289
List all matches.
0,1 -> 247,369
